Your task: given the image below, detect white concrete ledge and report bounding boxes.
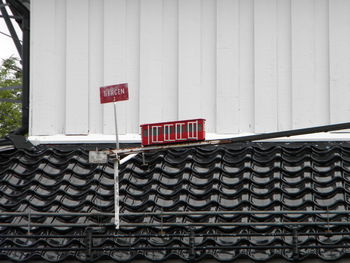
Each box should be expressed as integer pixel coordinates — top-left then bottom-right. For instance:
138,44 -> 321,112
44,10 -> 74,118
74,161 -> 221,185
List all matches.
28,132 -> 350,146
28,134 -> 142,145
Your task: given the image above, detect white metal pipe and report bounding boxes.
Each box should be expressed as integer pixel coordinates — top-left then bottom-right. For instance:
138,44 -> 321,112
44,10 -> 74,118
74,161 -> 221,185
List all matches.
114,158 -> 119,229
113,102 -> 120,229
119,153 -> 137,165
113,102 -> 119,149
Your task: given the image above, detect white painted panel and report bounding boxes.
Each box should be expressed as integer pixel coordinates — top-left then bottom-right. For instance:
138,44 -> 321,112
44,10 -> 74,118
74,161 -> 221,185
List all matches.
330,0 -> 350,123
314,0 -> 330,124
178,0 -> 201,119
216,0 -> 239,133
88,0 -> 104,134
103,0 -> 127,135
254,0 -> 278,133
126,0 -> 140,133
291,0 -> 329,128
200,0 -> 216,132
30,0 -> 66,135
53,0 -> 67,135
29,0 -> 350,140
161,0 -> 178,123
139,0 -> 163,124
291,0 -> 313,129
276,0 -> 292,130
65,0 -> 89,134
239,0 -> 254,132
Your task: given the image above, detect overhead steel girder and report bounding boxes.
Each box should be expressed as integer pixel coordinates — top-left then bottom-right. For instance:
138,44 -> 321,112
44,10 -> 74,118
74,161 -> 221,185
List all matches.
0,0 -> 22,60
3,0 -> 30,136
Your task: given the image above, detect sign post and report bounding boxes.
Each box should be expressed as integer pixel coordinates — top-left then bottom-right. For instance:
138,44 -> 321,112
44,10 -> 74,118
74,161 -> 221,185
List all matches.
113,102 -> 119,150
100,83 -> 129,229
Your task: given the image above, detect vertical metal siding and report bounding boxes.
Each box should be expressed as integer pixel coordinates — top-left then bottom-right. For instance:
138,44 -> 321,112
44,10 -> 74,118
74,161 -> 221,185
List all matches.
200,0 -> 216,132
291,0 -> 330,128
216,0 -> 239,133
31,0 -> 66,135
139,0 -> 163,124
88,0 -> 104,134
126,0 -> 140,134
254,0 -> 278,133
103,0 -> 127,135
161,0 -> 178,125
31,0 -> 348,137
238,0 -> 255,133
330,0 -> 350,124
65,0 -> 89,134
276,0 -> 292,131
178,0 -> 202,120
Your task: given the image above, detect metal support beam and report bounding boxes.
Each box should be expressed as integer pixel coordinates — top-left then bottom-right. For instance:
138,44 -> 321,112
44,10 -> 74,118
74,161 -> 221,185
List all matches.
0,98 -> 21,103
109,121 -> 350,155
0,0 -> 22,59
6,0 -> 29,136
2,231 -> 350,239
1,209 -> 350,217
2,244 -> 350,252
1,221 -> 350,228
0,85 -> 22,91
0,15 -> 21,19
19,3 -> 29,135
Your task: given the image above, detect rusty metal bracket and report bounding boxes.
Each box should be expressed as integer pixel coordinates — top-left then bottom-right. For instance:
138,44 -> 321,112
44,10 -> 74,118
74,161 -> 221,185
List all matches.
325,205 -> 332,237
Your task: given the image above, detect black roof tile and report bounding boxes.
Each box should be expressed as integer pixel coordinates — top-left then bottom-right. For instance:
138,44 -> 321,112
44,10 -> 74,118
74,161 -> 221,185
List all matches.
2,142 -> 350,261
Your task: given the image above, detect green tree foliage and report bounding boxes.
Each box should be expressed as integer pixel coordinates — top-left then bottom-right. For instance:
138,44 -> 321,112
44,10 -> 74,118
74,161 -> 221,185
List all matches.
0,56 -> 22,138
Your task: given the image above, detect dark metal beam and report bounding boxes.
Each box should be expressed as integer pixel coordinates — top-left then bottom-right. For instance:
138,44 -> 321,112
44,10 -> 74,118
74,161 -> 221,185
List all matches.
20,6 -> 29,135
0,29 -> 18,39
0,15 -> 22,19
2,231 -> 350,239
1,209 -> 349,217
0,85 -> 22,91
3,245 -> 350,252
1,221 -> 350,228
0,0 -> 22,60
112,121 -> 350,155
0,98 -> 21,103
6,0 -> 29,136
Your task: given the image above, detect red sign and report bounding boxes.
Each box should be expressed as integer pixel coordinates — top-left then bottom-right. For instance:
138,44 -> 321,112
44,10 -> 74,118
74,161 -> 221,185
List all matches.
100,83 -> 129,104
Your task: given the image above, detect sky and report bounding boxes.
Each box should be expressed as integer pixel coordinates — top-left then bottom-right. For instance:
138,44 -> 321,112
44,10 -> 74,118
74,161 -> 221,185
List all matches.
0,7 -> 22,63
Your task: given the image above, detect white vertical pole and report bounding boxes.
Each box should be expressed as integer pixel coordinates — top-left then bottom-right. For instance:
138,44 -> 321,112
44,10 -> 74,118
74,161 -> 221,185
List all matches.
113,102 -> 119,149
114,158 -> 119,229
113,102 -> 119,229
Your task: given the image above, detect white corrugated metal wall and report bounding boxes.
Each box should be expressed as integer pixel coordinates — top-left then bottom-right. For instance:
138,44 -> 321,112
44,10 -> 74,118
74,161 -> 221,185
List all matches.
30,0 -> 350,138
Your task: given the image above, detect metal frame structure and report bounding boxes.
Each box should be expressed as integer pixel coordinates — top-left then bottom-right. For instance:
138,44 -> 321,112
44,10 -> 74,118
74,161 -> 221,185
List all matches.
0,0 -> 29,135
0,0 -> 21,58
1,209 -> 350,259
2,210 -> 350,216
1,210 -> 349,228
